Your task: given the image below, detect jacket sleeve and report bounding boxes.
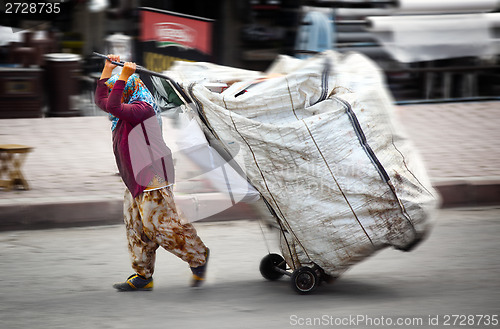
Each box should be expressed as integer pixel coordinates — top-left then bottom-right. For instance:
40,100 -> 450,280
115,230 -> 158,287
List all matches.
95,78 -> 110,112
95,78 -> 155,126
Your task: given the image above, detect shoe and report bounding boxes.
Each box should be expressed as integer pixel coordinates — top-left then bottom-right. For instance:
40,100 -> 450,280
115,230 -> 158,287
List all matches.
113,274 -> 153,291
190,248 -> 210,287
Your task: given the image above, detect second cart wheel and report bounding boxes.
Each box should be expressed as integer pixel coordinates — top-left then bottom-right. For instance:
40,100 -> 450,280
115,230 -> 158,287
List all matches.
291,267 -> 318,294
259,253 -> 286,281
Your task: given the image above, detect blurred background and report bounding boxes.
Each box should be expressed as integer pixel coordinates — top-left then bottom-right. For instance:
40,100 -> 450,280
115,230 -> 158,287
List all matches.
0,0 -> 499,228
1,0 -> 500,119
0,3 -> 499,326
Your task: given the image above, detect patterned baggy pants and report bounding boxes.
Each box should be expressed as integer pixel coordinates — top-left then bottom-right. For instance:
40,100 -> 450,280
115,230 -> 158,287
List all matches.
123,186 -> 208,279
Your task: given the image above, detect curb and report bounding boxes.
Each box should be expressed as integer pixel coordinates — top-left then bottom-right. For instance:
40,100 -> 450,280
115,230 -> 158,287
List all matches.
0,194 -> 259,231
1,181 -> 499,231
433,179 -> 500,208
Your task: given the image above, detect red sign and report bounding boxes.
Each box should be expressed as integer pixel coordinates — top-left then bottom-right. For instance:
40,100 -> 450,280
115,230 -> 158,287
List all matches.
141,8 -> 212,55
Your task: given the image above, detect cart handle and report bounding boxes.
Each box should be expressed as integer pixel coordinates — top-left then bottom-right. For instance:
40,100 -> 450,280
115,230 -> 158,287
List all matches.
92,52 -> 192,105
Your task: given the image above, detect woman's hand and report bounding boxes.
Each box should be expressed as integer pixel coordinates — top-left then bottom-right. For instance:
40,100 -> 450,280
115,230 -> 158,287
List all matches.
100,54 -> 120,80
105,54 -> 120,70
118,62 -> 137,82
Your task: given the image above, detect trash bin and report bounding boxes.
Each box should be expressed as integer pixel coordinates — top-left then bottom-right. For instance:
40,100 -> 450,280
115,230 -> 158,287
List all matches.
44,53 -> 82,117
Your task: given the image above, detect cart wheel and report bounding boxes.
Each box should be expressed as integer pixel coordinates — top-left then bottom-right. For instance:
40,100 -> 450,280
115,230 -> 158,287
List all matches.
260,253 -> 286,281
291,267 -> 318,294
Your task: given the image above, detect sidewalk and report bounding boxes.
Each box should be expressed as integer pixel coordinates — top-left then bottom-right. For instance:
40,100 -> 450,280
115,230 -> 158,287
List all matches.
0,101 -> 499,230
396,101 -> 500,207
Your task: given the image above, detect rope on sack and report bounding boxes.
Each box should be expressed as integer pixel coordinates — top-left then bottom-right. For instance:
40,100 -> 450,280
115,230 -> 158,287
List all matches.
333,96 -> 418,237
221,93 -> 308,269
285,66 -> 376,247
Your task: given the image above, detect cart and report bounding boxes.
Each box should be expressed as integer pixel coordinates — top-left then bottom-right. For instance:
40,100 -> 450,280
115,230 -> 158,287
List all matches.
94,51 -> 438,294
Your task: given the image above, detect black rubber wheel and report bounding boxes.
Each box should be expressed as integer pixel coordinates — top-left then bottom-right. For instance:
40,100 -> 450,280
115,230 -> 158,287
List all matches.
259,253 -> 286,281
291,267 -> 318,294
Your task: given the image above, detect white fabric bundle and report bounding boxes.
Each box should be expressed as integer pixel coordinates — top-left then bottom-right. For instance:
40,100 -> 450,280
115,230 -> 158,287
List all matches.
368,13 -> 500,62
167,51 -> 438,277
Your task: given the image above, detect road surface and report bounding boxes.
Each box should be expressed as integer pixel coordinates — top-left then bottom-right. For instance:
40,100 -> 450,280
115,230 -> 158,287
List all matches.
0,207 -> 499,328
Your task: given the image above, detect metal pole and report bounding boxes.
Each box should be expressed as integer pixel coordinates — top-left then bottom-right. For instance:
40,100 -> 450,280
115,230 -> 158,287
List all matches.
92,52 -> 193,105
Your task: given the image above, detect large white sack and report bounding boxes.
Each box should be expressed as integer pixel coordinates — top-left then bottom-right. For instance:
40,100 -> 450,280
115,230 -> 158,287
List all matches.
167,51 -> 439,277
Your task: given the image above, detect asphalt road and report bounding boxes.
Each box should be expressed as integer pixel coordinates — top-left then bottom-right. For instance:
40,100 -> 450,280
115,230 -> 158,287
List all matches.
0,207 -> 499,329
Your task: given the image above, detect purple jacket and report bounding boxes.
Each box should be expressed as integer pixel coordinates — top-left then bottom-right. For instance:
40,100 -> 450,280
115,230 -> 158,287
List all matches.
95,78 -> 174,197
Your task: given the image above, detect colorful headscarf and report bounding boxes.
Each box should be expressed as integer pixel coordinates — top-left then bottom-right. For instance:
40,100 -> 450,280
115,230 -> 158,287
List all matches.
105,74 -> 162,131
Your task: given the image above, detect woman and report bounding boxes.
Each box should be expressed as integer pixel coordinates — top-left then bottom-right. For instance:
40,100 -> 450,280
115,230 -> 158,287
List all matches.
95,54 -> 209,291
